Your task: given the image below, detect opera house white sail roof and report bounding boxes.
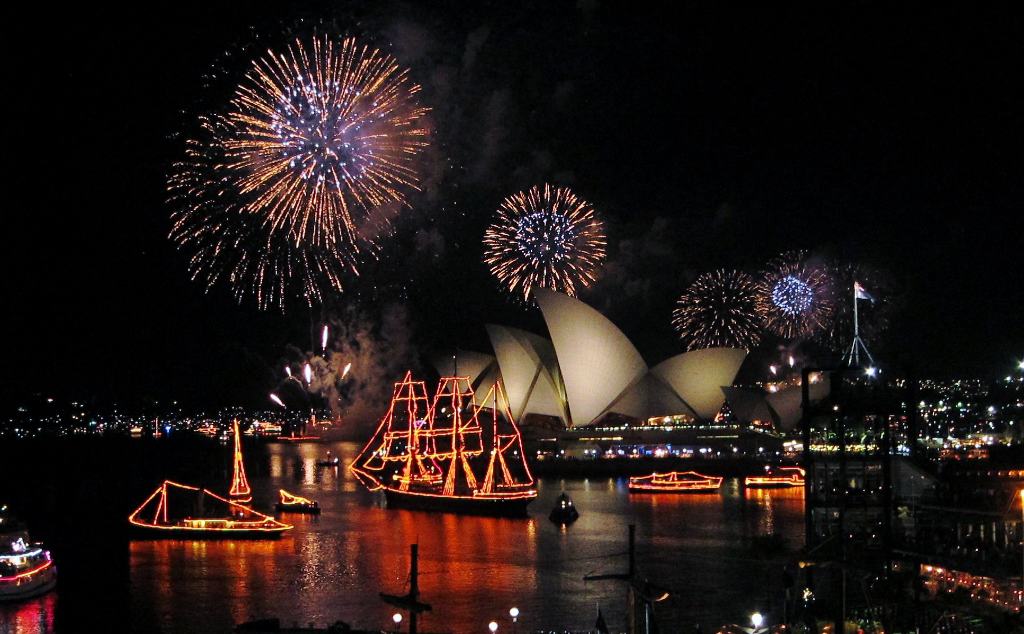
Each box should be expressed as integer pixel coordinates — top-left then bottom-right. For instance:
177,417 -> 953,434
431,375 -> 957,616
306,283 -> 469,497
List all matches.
434,290 -> 752,428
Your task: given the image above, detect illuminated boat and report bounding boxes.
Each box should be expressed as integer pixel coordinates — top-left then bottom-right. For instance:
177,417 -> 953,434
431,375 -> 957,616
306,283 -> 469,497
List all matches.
549,492 -> 580,524
129,422 -> 291,538
0,508 -> 57,602
744,465 -> 805,488
129,480 -> 292,538
275,490 -> 320,515
351,373 -> 537,516
628,471 -> 723,493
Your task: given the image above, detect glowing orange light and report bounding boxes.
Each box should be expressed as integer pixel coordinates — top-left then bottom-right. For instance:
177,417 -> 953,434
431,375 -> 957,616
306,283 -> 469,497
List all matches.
744,466 -> 805,488
628,471 -> 723,492
229,420 -> 252,504
350,372 -> 537,510
128,480 -> 292,535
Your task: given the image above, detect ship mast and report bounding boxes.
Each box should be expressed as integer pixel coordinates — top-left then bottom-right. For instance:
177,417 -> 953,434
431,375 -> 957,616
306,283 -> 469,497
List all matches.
481,381 -> 533,493
229,419 -> 252,505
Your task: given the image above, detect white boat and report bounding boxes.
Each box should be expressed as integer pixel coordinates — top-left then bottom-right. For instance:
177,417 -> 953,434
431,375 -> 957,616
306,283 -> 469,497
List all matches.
0,508 -> 57,601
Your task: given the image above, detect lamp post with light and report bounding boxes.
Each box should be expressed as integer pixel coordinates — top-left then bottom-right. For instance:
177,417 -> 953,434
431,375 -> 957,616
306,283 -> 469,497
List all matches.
392,613 -> 403,633
488,621 -> 498,633
508,607 -> 519,634
744,611 -> 767,634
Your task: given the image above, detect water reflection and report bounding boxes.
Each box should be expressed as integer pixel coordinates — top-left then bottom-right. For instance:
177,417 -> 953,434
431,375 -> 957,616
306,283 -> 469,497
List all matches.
127,442 -> 804,633
0,591 -> 56,634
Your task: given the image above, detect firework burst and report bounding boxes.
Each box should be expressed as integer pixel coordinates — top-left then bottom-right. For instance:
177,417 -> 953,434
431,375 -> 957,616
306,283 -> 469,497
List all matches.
226,35 -> 430,246
757,251 -> 835,339
168,34 -> 430,309
672,269 -> 763,350
483,184 -> 606,301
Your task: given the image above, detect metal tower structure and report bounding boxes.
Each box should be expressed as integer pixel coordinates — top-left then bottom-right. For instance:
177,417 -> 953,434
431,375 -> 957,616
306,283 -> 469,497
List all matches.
843,282 -> 875,368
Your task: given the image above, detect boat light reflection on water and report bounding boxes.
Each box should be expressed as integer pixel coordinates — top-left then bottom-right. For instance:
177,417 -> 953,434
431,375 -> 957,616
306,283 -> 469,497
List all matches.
126,441 -> 804,633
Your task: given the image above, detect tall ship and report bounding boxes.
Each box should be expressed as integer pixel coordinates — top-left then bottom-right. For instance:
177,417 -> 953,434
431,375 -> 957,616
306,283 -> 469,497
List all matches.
128,421 -> 292,538
0,507 -> 57,601
350,373 -> 537,515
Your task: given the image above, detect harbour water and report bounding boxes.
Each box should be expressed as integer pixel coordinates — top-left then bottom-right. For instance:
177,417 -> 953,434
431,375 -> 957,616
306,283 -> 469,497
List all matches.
1,440 -> 803,633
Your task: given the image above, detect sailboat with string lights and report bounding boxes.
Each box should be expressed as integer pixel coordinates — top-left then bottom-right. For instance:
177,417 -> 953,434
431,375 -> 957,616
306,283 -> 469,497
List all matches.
350,372 -> 537,515
128,420 -> 291,538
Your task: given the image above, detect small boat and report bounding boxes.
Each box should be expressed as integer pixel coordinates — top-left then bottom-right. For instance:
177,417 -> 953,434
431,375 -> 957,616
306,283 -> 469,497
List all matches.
628,471 -> 723,493
0,507 -> 57,601
315,452 -> 340,467
275,490 -> 320,515
549,492 -> 580,524
129,480 -> 292,538
129,422 -> 291,538
744,465 -> 805,488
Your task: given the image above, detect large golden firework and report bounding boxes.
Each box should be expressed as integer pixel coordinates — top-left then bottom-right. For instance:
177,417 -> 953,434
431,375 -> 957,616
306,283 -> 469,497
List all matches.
483,184 -> 607,302
168,35 -> 430,309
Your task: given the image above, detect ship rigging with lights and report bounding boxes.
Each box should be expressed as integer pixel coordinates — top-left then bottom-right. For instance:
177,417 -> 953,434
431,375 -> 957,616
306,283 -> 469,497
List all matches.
350,372 -> 537,515
128,421 -> 292,538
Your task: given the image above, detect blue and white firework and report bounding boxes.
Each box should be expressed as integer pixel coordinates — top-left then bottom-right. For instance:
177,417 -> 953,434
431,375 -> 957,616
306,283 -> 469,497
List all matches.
757,251 -> 834,339
483,184 -> 607,301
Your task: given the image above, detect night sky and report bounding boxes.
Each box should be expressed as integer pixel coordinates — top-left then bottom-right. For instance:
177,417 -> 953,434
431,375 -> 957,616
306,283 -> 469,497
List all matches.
6,2 -> 1022,409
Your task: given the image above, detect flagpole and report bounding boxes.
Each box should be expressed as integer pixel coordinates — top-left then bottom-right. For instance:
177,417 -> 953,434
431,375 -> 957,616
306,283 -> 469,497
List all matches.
852,283 -> 860,365
845,282 -> 875,368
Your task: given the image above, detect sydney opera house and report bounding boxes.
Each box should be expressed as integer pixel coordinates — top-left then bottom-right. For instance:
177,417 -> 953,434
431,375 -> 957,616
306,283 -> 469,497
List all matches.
431,290 -> 826,452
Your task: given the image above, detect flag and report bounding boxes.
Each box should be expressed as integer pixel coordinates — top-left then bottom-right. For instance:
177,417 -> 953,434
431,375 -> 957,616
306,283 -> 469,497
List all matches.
854,281 -> 874,302
595,605 -> 610,634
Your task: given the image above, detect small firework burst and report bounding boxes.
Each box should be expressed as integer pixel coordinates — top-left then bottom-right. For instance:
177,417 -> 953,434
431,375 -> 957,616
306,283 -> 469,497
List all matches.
757,251 -> 835,339
672,269 -> 763,350
483,184 -> 606,301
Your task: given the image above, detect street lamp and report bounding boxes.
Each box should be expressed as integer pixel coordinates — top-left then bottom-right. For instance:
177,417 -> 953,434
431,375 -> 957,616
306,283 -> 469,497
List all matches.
509,607 -> 519,621
392,613 -> 402,633
488,621 -> 499,633
750,612 -> 764,631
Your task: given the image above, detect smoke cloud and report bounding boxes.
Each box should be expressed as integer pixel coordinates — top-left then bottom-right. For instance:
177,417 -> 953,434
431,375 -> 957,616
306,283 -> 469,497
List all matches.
287,302 -> 420,435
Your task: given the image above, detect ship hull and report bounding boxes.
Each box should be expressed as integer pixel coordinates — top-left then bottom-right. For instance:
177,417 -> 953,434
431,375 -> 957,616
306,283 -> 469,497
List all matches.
275,503 -> 321,515
628,486 -> 720,494
383,488 -> 534,516
0,566 -> 57,602
129,524 -> 289,539
744,482 -> 802,489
